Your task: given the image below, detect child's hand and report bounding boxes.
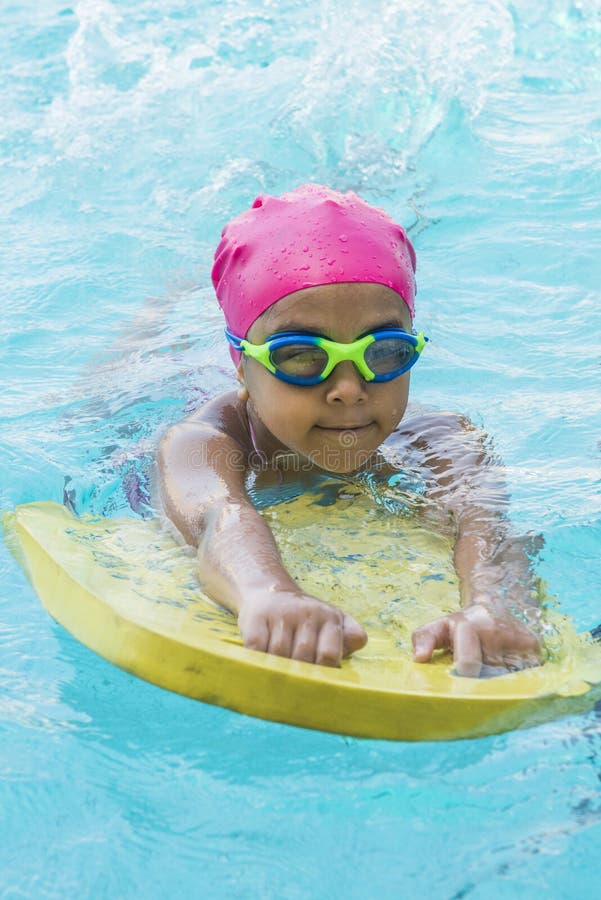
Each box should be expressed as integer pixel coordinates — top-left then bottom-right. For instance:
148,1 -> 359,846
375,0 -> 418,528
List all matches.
411,604 -> 542,678
238,591 -> 368,667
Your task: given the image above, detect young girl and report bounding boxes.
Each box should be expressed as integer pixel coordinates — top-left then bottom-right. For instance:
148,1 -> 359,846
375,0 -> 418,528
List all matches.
158,184 -> 542,678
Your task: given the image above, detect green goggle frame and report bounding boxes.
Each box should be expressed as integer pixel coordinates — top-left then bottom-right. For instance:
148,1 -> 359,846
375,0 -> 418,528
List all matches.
225,327 -> 428,386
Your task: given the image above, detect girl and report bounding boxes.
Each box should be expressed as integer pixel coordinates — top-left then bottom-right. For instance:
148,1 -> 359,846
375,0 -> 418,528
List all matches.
158,184 -> 541,677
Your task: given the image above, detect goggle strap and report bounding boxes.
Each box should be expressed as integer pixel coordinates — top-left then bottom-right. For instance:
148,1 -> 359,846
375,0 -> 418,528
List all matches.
225,328 -> 244,351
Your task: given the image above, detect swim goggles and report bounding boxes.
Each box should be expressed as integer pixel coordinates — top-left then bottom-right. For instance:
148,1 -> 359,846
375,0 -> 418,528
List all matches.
225,327 -> 428,386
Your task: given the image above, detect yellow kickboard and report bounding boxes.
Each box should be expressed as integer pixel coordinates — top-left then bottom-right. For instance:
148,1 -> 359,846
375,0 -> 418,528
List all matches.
4,497 -> 601,741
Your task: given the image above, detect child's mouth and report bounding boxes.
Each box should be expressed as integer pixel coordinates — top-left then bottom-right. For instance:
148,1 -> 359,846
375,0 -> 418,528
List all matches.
315,423 -> 374,433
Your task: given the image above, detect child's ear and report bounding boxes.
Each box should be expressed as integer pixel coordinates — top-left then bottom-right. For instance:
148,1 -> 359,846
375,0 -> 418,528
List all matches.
236,361 -> 249,402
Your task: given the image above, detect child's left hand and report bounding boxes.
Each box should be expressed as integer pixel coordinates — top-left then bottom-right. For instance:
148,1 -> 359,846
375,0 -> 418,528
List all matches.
411,603 -> 542,678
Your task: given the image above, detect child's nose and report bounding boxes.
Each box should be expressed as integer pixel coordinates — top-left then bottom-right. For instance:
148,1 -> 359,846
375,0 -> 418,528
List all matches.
324,361 -> 369,404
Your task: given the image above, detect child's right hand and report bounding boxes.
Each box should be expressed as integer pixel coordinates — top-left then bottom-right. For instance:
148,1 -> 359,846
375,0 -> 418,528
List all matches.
237,591 -> 368,667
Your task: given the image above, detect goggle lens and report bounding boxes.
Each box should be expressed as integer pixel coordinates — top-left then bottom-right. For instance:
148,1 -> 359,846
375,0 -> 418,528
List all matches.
270,344 -> 329,379
364,337 -> 417,376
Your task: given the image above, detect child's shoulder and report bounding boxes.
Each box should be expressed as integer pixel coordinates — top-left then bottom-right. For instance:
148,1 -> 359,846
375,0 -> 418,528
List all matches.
161,390 -> 253,460
394,404 -> 474,444
184,390 -> 250,442
186,389 -> 242,424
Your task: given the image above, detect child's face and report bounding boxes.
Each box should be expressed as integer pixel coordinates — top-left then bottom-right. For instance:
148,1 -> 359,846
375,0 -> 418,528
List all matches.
240,283 -> 413,473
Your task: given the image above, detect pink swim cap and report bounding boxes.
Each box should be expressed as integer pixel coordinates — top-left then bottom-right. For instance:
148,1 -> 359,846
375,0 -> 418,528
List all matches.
211,184 -> 416,362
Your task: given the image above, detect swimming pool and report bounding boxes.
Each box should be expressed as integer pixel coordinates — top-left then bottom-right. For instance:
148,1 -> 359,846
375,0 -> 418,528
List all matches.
1,0 -> 600,896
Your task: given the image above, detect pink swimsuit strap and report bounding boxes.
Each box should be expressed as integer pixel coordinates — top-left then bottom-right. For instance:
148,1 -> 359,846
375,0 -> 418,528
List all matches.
247,408 -> 268,466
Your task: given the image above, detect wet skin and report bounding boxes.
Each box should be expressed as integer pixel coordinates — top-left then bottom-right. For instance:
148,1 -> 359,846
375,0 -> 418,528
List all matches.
157,283 -> 542,675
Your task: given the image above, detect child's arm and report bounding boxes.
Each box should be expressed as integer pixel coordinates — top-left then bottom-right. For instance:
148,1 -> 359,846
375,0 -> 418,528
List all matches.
408,413 -> 542,677
406,416 -> 541,676
157,394 -> 367,666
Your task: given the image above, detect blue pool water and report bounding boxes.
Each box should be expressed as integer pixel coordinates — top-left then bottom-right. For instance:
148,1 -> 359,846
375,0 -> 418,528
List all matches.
1,1 -> 600,897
